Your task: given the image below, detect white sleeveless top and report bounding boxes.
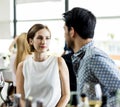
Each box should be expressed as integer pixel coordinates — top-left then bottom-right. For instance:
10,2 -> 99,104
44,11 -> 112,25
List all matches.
23,56 -> 61,107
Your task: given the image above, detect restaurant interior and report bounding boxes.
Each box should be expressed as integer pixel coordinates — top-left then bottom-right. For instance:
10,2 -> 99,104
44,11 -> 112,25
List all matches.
0,0 -> 120,106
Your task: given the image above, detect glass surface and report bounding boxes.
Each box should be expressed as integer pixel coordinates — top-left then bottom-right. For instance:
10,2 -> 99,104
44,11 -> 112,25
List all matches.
69,0 -> 120,55
16,0 -> 65,20
17,20 -> 65,55
69,0 -> 120,17
3,0 -> 120,55
94,19 -> 120,54
0,39 -> 13,53
95,19 -> 120,41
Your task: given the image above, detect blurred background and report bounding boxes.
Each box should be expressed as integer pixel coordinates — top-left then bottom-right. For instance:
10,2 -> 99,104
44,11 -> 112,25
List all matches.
0,0 -> 120,57
0,0 -> 120,105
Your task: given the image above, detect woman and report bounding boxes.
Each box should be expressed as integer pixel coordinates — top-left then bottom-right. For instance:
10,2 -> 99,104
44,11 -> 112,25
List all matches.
9,32 -> 31,86
16,24 -> 70,107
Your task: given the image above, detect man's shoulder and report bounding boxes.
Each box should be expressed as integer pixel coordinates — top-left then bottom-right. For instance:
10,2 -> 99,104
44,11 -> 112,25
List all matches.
87,46 -> 106,55
85,46 -> 108,60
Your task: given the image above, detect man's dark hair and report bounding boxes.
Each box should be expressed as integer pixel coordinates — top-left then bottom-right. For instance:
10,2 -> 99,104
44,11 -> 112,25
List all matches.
63,7 -> 96,39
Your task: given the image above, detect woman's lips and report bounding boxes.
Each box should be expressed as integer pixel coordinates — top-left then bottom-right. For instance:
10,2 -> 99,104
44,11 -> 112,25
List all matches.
40,46 -> 46,48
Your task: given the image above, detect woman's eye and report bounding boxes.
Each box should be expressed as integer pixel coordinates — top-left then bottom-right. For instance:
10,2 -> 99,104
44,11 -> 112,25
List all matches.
37,36 -> 50,40
46,37 -> 51,39
37,36 -> 43,40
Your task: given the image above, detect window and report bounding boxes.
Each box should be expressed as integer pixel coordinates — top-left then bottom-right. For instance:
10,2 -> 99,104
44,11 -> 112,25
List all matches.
16,0 -> 65,55
69,0 -> 120,55
1,0 -> 120,55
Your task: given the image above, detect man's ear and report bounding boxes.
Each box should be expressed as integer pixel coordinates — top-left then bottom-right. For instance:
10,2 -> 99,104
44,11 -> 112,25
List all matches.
70,27 -> 75,38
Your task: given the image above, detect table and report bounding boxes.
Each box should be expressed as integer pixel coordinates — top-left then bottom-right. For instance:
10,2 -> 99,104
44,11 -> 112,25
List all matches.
0,68 -> 13,104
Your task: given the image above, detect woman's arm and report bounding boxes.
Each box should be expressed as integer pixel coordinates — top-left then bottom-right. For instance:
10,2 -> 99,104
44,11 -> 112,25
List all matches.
56,57 -> 70,107
16,61 -> 25,106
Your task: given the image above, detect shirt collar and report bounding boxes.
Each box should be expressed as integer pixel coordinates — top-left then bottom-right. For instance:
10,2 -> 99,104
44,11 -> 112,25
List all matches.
74,41 -> 93,56
72,41 -> 94,61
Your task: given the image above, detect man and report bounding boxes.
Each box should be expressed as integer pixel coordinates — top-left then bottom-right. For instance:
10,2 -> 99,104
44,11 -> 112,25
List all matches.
63,7 -> 120,107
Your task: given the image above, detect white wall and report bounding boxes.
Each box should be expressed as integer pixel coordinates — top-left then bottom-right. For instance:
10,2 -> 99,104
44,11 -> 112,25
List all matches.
0,0 -> 11,39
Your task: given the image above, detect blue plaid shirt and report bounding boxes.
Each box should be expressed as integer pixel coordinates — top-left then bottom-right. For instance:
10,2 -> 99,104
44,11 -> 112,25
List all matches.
72,41 -> 120,106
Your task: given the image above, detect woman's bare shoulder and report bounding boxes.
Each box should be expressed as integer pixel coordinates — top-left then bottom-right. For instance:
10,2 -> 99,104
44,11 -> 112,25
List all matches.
17,61 -> 24,69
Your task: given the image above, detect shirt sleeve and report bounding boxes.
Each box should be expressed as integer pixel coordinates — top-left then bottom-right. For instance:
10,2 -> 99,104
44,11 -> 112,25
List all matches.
90,54 -> 120,93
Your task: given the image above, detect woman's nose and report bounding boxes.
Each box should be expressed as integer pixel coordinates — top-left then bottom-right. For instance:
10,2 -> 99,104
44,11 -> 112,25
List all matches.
41,39 -> 46,44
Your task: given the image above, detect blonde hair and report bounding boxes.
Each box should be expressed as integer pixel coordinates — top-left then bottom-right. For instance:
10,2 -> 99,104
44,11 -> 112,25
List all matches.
14,32 -> 31,72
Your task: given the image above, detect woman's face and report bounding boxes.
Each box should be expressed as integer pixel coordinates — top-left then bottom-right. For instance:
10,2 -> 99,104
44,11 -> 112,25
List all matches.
31,28 -> 51,53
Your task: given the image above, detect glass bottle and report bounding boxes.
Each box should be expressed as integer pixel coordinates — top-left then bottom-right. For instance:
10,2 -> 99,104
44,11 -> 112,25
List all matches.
80,83 -> 90,107
80,93 -> 89,107
95,84 -> 102,107
25,96 -> 32,107
13,93 -> 21,107
95,84 -> 102,101
99,95 -> 107,107
36,100 -> 43,107
69,91 -> 80,107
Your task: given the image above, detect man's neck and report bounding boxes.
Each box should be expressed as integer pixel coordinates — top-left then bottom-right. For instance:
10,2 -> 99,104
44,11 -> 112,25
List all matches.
74,38 -> 92,53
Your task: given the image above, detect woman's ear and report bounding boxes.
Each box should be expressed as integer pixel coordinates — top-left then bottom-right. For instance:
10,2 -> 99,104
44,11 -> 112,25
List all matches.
29,38 -> 33,45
